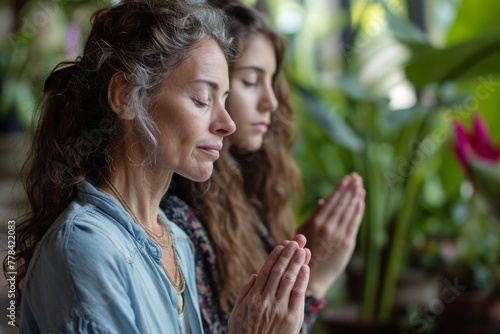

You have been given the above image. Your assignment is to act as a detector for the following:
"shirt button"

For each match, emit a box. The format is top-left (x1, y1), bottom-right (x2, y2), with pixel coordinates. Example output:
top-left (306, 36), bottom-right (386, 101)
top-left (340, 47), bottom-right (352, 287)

top-left (147, 242), bottom-right (161, 259)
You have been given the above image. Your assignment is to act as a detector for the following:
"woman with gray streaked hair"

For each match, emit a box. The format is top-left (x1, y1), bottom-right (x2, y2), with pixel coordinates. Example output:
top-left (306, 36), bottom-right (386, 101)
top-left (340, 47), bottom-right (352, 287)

top-left (9, 1), bottom-right (311, 333)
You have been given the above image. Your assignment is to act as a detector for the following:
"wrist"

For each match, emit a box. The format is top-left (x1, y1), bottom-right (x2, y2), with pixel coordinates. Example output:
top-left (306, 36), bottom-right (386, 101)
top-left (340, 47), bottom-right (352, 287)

top-left (308, 271), bottom-right (343, 299)
top-left (306, 283), bottom-right (327, 299)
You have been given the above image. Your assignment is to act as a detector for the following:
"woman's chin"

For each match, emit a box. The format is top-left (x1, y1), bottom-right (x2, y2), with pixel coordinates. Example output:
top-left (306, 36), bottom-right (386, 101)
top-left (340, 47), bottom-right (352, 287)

top-left (228, 134), bottom-right (264, 153)
top-left (179, 168), bottom-right (212, 183)
top-left (237, 141), bottom-right (263, 153)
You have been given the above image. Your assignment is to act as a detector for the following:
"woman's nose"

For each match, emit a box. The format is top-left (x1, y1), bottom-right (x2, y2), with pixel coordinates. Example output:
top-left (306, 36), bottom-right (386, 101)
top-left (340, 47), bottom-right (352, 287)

top-left (212, 106), bottom-right (236, 137)
top-left (258, 84), bottom-right (278, 113)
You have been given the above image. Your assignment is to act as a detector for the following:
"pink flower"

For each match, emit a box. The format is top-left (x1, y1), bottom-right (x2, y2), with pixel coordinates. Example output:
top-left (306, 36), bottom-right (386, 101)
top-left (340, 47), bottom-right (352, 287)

top-left (453, 113), bottom-right (500, 218)
top-left (453, 113), bottom-right (500, 173)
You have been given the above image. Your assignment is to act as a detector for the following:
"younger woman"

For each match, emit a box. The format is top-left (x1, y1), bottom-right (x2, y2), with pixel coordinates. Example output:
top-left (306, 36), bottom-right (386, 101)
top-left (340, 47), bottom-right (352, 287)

top-left (163, 1), bottom-right (366, 333)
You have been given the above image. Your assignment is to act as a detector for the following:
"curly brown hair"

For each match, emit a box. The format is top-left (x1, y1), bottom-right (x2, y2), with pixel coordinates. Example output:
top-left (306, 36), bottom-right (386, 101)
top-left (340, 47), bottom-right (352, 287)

top-left (171, 1), bottom-right (302, 315)
top-left (4, 0), bottom-right (235, 316)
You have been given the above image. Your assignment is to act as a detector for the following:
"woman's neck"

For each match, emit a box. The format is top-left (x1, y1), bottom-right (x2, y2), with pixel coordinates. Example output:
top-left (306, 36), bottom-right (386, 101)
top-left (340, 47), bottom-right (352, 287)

top-left (229, 145), bottom-right (261, 167)
top-left (99, 157), bottom-right (173, 230)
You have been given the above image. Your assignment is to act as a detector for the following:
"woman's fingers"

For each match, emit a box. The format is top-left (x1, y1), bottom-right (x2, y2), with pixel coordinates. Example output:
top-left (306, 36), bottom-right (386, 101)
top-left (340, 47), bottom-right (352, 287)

top-left (314, 175), bottom-right (353, 224)
top-left (280, 234), bottom-right (306, 248)
top-left (311, 173), bottom-right (363, 230)
top-left (304, 248), bottom-right (311, 265)
top-left (345, 195), bottom-right (365, 238)
top-left (324, 181), bottom-right (358, 231)
top-left (253, 245), bottom-right (285, 292)
top-left (275, 248), bottom-right (306, 300)
top-left (288, 265), bottom-right (310, 312)
top-left (338, 179), bottom-right (365, 236)
top-left (233, 274), bottom-right (257, 309)
top-left (292, 234), bottom-right (307, 248)
top-left (336, 186), bottom-right (363, 235)
top-left (262, 241), bottom-right (300, 295)
top-left (280, 236), bottom-right (309, 268)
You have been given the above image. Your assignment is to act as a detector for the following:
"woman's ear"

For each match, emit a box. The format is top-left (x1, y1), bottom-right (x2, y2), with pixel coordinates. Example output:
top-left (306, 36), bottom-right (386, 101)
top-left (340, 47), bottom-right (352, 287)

top-left (108, 72), bottom-right (135, 120)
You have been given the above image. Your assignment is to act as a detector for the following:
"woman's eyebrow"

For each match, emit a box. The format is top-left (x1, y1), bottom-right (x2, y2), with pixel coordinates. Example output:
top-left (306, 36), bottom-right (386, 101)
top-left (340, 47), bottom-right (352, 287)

top-left (234, 65), bottom-right (264, 73)
top-left (192, 78), bottom-right (230, 97)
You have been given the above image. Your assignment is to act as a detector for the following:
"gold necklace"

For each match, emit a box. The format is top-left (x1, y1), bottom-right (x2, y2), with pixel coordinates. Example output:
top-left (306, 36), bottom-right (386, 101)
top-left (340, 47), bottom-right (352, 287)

top-left (151, 215), bottom-right (170, 248)
top-left (162, 248), bottom-right (186, 314)
top-left (101, 175), bottom-right (185, 313)
top-left (102, 176), bottom-right (171, 247)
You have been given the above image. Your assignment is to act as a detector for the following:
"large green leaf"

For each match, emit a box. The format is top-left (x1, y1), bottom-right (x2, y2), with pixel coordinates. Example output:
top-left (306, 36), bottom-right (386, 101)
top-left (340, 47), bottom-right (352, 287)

top-left (377, 0), bottom-right (435, 57)
top-left (446, 0), bottom-right (500, 47)
top-left (338, 74), bottom-right (384, 102)
top-left (383, 107), bottom-right (419, 130)
top-left (469, 159), bottom-right (500, 219)
top-left (405, 34), bottom-right (500, 87)
top-left (296, 86), bottom-right (364, 152)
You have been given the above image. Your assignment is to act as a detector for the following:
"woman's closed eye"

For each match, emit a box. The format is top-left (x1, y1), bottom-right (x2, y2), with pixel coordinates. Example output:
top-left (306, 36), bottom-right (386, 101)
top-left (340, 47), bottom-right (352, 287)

top-left (242, 80), bottom-right (257, 87)
top-left (192, 97), bottom-right (210, 108)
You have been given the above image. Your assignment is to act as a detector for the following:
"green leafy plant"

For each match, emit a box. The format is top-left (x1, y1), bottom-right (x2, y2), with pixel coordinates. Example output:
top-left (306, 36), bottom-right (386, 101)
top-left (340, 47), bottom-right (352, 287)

top-left (274, 0), bottom-right (500, 325)
top-left (1, 0), bottom-right (105, 131)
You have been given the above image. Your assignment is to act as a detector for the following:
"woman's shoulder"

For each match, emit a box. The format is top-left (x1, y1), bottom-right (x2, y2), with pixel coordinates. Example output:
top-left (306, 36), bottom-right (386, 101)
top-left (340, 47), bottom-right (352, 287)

top-left (27, 199), bottom-right (133, 280)
top-left (54, 199), bottom-right (126, 244)
top-left (22, 199), bottom-right (136, 327)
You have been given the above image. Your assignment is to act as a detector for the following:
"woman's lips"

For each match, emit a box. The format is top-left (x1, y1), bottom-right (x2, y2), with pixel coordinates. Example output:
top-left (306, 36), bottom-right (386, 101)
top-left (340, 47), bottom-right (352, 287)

top-left (197, 145), bottom-right (222, 159)
top-left (252, 122), bottom-right (269, 133)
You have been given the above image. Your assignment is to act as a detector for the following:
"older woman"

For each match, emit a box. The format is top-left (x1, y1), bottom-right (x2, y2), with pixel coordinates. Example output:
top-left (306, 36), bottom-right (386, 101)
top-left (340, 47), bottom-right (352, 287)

top-left (10, 1), bottom-right (310, 333)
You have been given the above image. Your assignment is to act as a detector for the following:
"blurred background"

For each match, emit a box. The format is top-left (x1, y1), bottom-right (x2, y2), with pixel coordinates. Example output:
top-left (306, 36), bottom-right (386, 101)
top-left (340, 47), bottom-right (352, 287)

top-left (1, 0), bottom-right (499, 333)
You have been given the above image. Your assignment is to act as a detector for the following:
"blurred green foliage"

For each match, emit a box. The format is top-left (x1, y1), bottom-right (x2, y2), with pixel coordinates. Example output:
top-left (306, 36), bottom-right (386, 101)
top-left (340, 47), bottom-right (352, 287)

top-left (1, 0), bottom-right (499, 331)
top-left (1, 0), bottom-right (108, 129)
top-left (266, 0), bottom-right (500, 327)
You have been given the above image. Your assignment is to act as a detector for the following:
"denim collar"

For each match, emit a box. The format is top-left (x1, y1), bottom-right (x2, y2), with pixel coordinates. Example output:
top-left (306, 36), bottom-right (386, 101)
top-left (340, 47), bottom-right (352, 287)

top-left (77, 179), bottom-right (163, 260)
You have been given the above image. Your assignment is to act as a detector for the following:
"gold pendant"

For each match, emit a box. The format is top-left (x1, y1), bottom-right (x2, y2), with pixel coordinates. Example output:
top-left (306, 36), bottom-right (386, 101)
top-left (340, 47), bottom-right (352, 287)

top-left (177, 291), bottom-right (183, 314)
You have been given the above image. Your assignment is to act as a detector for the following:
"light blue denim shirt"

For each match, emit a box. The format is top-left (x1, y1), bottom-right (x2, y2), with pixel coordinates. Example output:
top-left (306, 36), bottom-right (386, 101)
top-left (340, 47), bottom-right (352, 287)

top-left (20, 180), bottom-right (203, 334)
